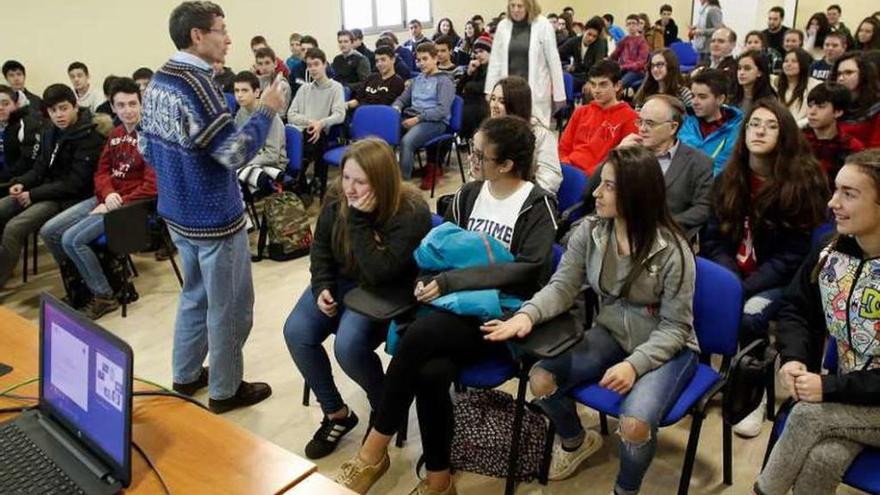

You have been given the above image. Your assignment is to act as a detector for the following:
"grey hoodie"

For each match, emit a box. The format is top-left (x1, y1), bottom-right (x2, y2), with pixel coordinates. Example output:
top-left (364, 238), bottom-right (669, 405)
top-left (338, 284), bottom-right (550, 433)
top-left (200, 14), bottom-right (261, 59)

top-left (518, 216), bottom-right (700, 377)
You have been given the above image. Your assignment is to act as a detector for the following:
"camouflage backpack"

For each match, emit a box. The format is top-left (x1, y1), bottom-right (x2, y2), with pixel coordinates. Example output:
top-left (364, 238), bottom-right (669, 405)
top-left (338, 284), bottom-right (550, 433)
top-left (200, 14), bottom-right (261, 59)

top-left (255, 192), bottom-right (312, 262)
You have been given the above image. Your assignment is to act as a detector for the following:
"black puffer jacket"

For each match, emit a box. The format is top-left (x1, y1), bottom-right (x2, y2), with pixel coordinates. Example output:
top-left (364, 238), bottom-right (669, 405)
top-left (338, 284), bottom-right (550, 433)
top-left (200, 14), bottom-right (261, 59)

top-left (12, 108), bottom-right (104, 203)
top-left (1, 106), bottom-right (43, 182)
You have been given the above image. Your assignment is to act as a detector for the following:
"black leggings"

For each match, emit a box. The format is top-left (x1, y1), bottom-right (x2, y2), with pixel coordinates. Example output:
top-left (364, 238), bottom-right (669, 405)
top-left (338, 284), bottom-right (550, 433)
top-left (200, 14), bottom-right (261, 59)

top-left (372, 310), bottom-right (497, 471)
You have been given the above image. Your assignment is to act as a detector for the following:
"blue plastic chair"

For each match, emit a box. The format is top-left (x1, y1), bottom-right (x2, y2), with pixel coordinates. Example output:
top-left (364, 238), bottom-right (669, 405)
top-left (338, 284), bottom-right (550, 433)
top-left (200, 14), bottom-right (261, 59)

top-left (669, 42), bottom-right (698, 73)
top-left (571, 257), bottom-right (741, 495)
top-left (558, 163), bottom-right (588, 221)
top-left (284, 125), bottom-right (304, 178)
top-left (457, 242), bottom-right (566, 494)
top-left (223, 92), bottom-right (238, 114)
top-left (556, 73), bottom-right (576, 132)
top-left (430, 213), bottom-right (444, 228)
top-left (811, 219), bottom-right (835, 247)
top-left (763, 337), bottom-right (880, 493)
top-left (322, 105), bottom-right (402, 167)
top-left (417, 96), bottom-right (465, 198)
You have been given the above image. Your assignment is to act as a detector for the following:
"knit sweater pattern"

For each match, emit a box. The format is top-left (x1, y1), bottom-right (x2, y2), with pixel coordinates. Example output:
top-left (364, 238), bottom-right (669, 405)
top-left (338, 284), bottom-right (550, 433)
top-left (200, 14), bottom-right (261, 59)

top-left (139, 56), bottom-right (273, 239)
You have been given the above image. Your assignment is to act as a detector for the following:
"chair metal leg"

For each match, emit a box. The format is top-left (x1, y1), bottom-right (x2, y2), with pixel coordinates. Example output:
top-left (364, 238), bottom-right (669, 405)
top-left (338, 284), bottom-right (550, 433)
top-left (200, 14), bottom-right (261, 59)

top-left (395, 411), bottom-right (408, 447)
top-left (677, 413), bottom-right (705, 495)
top-left (32, 233), bottom-right (38, 275)
top-left (504, 364), bottom-right (530, 495)
top-left (599, 413), bottom-right (609, 435)
top-left (766, 364), bottom-right (776, 421)
top-left (723, 420), bottom-right (733, 485)
top-left (454, 142), bottom-right (465, 183)
top-left (128, 255), bottom-right (139, 278)
top-left (301, 384), bottom-right (310, 406)
top-left (22, 240), bottom-right (28, 283)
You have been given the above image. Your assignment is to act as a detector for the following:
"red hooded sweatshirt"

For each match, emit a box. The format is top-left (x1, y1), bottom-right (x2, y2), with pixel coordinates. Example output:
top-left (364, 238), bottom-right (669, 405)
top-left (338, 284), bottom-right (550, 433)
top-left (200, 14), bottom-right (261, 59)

top-left (558, 101), bottom-right (639, 176)
top-left (93, 125), bottom-right (157, 203)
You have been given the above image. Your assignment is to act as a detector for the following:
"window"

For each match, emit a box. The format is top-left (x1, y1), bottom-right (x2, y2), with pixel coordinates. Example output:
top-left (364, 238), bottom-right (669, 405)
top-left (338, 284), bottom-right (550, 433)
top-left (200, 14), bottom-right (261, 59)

top-left (342, 0), bottom-right (433, 33)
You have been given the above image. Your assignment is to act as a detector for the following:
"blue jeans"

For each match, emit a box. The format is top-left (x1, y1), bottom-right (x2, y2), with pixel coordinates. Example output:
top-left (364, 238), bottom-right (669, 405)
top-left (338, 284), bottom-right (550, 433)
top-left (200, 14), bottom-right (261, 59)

top-left (170, 227), bottom-right (254, 400)
top-left (283, 282), bottom-right (386, 415)
top-left (740, 287), bottom-right (784, 346)
top-left (39, 197), bottom-right (114, 298)
top-left (398, 121), bottom-right (447, 179)
top-left (621, 71), bottom-right (645, 89)
top-left (535, 325), bottom-right (698, 493)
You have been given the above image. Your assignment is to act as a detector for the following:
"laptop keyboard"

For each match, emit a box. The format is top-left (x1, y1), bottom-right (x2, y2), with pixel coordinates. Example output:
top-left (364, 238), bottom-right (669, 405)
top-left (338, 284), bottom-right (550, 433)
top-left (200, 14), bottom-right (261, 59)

top-left (0, 422), bottom-right (87, 495)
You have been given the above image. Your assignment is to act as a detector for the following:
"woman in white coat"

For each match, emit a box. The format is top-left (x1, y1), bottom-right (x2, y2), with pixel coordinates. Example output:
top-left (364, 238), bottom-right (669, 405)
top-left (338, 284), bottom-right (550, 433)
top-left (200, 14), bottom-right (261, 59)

top-left (485, 0), bottom-right (566, 128)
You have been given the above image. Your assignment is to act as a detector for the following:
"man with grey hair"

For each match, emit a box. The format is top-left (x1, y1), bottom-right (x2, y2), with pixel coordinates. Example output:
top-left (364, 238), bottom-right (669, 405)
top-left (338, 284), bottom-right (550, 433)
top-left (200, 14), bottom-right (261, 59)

top-left (584, 94), bottom-right (714, 238)
top-left (138, 1), bottom-right (286, 414)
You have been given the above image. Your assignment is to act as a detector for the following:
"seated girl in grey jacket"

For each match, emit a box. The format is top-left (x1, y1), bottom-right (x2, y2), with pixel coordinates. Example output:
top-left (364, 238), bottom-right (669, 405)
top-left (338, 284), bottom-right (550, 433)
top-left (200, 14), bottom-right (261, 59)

top-left (482, 145), bottom-right (700, 493)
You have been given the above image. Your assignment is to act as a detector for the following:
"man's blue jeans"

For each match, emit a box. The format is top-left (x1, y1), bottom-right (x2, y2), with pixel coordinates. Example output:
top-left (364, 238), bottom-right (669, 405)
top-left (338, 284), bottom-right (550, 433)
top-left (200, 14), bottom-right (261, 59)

top-left (170, 227), bottom-right (254, 400)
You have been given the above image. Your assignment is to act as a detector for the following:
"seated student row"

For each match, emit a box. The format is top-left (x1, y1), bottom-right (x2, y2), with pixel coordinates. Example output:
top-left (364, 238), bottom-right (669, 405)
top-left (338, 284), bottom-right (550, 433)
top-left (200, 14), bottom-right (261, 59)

top-left (275, 73), bottom-right (877, 495)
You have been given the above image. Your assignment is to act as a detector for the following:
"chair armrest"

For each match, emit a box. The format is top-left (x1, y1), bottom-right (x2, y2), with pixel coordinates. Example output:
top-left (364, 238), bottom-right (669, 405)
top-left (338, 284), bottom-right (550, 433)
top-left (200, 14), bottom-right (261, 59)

top-left (342, 285), bottom-right (418, 322)
top-left (510, 312), bottom-right (582, 360)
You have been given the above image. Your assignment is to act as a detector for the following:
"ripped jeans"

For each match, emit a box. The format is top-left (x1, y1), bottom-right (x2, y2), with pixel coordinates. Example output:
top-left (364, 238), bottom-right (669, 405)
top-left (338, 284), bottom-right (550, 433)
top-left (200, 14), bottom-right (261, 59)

top-left (533, 325), bottom-right (698, 494)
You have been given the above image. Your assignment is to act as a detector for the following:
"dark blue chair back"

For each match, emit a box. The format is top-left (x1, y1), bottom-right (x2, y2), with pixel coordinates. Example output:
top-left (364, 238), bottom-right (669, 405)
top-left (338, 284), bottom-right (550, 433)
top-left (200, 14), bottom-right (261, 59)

top-left (284, 125), bottom-right (303, 176)
top-left (224, 92), bottom-right (238, 113)
top-left (351, 105), bottom-right (402, 146)
top-left (552, 244), bottom-right (564, 271)
top-left (824, 336), bottom-right (838, 374)
top-left (811, 220), bottom-right (835, 248)
top-left (558, 163), bottom-right (588, 213)
top-left (669, 42), bottom-right (698, 70)
top-left (694, 257), bottom-right (742, 357)
top-left (343, 86), bottom-right (352, 101)
top-left (562, 72), bottom-right (575, 105)
top-left (431, 213), bottom-right (444, 228)
top-left (449, 95), bottom-right (464, 134)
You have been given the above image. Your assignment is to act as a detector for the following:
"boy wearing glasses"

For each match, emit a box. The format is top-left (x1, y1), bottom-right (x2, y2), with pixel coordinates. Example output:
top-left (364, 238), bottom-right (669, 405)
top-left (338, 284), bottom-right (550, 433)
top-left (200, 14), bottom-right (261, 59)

top-left (558, 60), bottom-right (638, 176)
top-left (586, 95), bottom-right (714, 239)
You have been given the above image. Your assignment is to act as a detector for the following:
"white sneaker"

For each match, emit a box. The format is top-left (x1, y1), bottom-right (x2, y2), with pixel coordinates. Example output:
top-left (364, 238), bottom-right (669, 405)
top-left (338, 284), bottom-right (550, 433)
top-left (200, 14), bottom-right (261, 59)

top-left (548, 430), bottom-right (603, 481)
top-left (733, 396), bottom-right (767, 438)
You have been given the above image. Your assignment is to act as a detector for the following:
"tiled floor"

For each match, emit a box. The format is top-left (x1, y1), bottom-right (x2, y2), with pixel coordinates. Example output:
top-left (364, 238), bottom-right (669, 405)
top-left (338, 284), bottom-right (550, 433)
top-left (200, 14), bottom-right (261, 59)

top-left (0, 165), bottom-right (864, 494)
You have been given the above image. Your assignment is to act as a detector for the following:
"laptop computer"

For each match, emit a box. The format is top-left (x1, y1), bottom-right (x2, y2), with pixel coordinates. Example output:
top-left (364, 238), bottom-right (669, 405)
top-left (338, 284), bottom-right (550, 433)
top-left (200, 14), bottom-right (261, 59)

top-left (0, 293), bottom-right (133, 494)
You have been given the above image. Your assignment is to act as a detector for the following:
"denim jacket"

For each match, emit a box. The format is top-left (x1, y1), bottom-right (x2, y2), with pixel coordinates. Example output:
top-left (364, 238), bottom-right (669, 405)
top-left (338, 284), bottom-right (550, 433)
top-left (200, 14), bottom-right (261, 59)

top-left (519, 217), bottom-right (700, 376)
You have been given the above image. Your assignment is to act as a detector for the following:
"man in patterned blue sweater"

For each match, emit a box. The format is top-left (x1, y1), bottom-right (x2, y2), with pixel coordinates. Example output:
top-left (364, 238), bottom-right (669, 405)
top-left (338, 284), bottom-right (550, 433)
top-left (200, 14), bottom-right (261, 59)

top-left (139, 1), bottom-right (286, 414)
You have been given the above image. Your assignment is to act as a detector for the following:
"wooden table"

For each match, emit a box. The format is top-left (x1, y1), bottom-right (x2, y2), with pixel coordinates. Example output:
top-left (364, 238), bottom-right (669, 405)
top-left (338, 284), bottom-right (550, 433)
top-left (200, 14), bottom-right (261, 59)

top-left (0, 306), bottom-right (316, 495)
top-left (283, 473), bottom-right (358, 494)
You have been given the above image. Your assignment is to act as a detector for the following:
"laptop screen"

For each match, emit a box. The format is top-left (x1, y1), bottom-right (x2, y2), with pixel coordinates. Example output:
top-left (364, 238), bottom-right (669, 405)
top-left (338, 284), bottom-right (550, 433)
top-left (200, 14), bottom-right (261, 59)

top-left (39, 294), bottom-right (132, 484)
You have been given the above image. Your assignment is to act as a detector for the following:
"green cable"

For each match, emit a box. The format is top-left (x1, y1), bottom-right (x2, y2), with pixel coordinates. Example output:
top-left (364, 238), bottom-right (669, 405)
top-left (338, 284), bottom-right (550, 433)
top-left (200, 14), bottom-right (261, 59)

top-left (0, 377), bottom-right (39, 396)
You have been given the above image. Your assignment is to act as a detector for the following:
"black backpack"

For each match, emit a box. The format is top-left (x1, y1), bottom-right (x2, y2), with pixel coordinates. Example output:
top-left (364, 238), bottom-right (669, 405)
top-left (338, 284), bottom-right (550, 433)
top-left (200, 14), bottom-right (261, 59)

top-left (723, 339), bottom-right (778, 424)
top-left (450, 388), bottom-right (554, 482)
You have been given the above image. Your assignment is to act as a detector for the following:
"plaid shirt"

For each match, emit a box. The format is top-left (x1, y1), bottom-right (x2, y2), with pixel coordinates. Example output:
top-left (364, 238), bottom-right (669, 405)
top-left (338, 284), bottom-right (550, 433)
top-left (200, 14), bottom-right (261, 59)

top-left (803, 126), bottom-right (865, 181)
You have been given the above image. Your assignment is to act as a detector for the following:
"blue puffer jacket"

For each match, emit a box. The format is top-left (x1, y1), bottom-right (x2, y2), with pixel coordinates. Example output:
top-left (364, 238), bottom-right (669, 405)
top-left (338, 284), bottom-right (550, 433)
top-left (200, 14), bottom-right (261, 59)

top-left (386, 223), bottom-right (524, 354)
top-left (415, 222), bottom-right (524, 320)
top-left (679, 105), bottom-right (743, 176)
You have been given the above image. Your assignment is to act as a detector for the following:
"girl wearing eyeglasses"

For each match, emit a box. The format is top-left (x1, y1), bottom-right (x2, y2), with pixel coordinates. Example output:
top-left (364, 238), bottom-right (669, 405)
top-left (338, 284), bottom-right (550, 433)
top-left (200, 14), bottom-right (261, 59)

top-left (701, 97), bottom-right (829, 438)
top-left (633, 48), bottom-right (694, 109)
top-left (833, 51), bottom-right (880, 148)
top-left (754, 149), bottom-right (880, 495)
top-left (335, 116), bottom-right (557, 495)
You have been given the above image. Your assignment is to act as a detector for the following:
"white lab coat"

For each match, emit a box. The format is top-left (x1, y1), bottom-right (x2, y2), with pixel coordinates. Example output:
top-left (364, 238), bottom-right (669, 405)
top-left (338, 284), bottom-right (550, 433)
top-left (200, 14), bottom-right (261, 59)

top-left (485, 16), bottom-right (566, 127)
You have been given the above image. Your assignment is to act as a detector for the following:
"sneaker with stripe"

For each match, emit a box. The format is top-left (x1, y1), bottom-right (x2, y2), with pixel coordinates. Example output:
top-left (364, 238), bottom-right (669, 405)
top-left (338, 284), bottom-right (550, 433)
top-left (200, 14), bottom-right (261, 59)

top-left (304, 410), bottom-right (359, 459)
